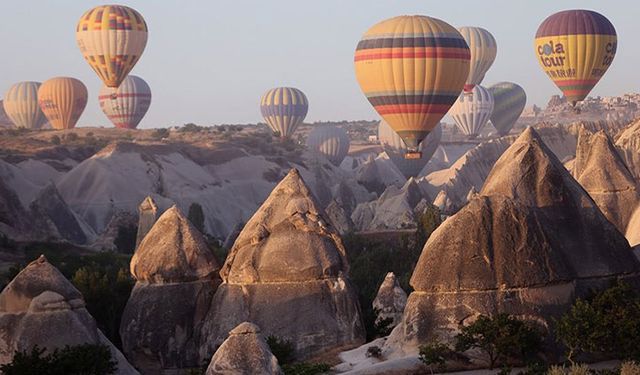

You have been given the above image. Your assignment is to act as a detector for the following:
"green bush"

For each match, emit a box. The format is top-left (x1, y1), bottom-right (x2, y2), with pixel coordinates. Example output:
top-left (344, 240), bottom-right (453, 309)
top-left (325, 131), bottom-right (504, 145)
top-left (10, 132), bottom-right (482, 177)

top-left (51, 135), bottom-right (61, 145)
top-left (151, 128), bottom-right (170, 139)
top-left (419, 341), bottom-right (454, 374)
top-left (266, 335), bottom-right (295, 365)
top-left (454, 314), bottom-right (543, 369)
top-left (556, 281), bottom-right (640, 363)
top-left (282, 362), bottom-right (331, 375)
top-left (66, 133), bottom-right (79, 142)
top-left (0, 344), bottom-right (117, 375)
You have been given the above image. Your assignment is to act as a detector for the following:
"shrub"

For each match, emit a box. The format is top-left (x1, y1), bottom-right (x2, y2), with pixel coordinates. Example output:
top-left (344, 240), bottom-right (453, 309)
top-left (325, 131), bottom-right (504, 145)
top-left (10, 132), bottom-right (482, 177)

top-left (72, 267), bottom-right (133, 349)
top-left (419, 341), bottom-right (454, 374)
top-left (454, 314), bottom-right (543, 369)
top-left (266, 336), bottom-right (295, 365)
top-left (51, 135), bottom-right (61, 145)
top-left (0, 344), bottom-right (117, 375)
top-left (66, 132), bottom-right (79, 142)
top-left (366, 345), bottom-right (382, 358)
top-left (556, 281), bottom-right (640, 363)
top-left (151, 128), bottom-right (170, 139)
top-left (282, 362), bottom-right (331, 375)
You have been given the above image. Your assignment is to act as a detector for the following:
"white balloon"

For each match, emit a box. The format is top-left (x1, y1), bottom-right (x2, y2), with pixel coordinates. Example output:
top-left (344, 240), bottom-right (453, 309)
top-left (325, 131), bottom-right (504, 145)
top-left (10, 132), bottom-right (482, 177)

top-left (99, 76), bottom-right (151, 129)
top-left (450, 85), bottom-right (494, 138)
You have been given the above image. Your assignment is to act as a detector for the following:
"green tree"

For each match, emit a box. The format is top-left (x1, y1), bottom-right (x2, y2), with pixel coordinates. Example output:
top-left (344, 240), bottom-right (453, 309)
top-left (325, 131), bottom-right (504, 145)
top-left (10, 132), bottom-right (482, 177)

top-left (0, 344), bottom-right (117, 375)
top-left (419, 341), bottom-right (454, 374)
top-left (50, 135), bottom-right (61, 145)
top-left (188, 203), bottom-right (206, 233)
top-left (454, 314), bottom-right (542, 369)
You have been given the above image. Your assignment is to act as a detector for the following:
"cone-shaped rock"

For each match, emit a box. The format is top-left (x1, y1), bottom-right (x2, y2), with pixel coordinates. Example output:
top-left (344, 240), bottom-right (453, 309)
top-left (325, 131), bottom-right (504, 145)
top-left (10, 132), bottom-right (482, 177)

top-left (205, 322), bottom-right (283, 375)
top-left (572, 128), bottom-right (639, 234)
top-left (372, 272), bottom-right (407, 329)
top-left (202, 169), bottom-right (364, 360)
top-left (131, 206), bottom-right (219, 283)
top-left (628, 206), bottom-right (640, 248)
top-left (385, 127), bottom-right (640, 359)
top-left (0, 256), bottom-right (137, 373)
top-left (121, 206), bottom-right (221, 374)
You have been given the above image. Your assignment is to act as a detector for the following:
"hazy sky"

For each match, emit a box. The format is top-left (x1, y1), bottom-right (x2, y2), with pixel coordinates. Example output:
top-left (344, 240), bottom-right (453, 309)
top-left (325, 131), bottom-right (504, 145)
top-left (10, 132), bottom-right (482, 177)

top-left (1, 1), bottom-right (637, 128)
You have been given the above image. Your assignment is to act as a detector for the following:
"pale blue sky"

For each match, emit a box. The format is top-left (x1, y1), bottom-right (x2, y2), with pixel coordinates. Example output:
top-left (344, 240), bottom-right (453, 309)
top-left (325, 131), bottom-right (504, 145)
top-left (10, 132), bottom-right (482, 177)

top-left (1, 1), bottom-right (637, 128)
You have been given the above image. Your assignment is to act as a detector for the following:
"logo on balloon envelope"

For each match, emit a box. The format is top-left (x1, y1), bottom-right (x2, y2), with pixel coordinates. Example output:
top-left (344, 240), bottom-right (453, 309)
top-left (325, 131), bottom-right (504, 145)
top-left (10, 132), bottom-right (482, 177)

top-left (537, 40), bottom-right (566, 67)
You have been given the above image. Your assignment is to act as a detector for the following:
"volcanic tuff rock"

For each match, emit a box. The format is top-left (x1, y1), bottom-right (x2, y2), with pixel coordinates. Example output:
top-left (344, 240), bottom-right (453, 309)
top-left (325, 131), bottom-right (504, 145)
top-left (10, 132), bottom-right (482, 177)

top-left (423, 126), bottom-right (578, 213)
top-left (627, 206), bottom-right (640, 248)
top-left (384, 127), bottom-right (640, 359)
top-left (135, 195), bottom-right (170, 248)
top-left (0, 177), bottom-right (34, 240)
top-left (572, 128), bottom-right (639, 233)
top-left (351, 177), bottom-right (429, 231)
top-left (201, 169), bottom-right (364, 360)
top-left (205, 322), bottom-right (283, 375)
top-left (355, 154), bottom-right (405, 195)
top-left (120, 206), bottom-right (220, 374)
top-left (0, 256), bottom-right (137, 374)
top-left (29, 182), bottom-right (95, 245)
top-left (372, 273), bottom-right (408, 329)
top-left (616, 118), bottom-right (640, 180)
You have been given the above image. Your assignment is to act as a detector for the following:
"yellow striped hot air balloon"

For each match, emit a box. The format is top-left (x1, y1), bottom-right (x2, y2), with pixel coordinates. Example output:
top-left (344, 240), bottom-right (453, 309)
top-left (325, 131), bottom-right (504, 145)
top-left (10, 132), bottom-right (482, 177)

top-left (534, 10), bottom-right (617, 106)
top-left (260, 87), bottom-right (308, 139)
top-left (76, 5), bottom-right (148, 88)
top-left (3, 82), bottom-right (47, 129)
top-left (38, 77), bottom-right (88, 130)
top-left (354, 15), bottom-right (470, 156)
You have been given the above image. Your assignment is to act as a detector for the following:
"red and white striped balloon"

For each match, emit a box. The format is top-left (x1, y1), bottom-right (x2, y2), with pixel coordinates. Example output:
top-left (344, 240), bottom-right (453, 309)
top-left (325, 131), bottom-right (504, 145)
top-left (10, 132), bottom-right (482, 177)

top-left (99, 75), bottom-right (151, 129)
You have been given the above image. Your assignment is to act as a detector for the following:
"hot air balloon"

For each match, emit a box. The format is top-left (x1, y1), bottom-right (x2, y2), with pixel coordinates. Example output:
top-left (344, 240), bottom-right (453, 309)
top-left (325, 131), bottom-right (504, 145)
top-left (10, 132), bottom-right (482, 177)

top-left (38, 77), bottom-right (88, 130)
top-left (3, 82), bottom-right (47, 129)
top-left (99, 75), bottom-right (151, 129)
top-left (354, 15), bottom-right (470, 156)
top-left (488, 82), bottom-right (526, 136)
top-left (449, 85), bottom-right (494, 138)
top-left (534, 10), bottom-right (617, 106)
top-left (76, 5), bottom-right (148, 88)
top-left (459, 27), bottom-right (497, 92)
top-left (306, 126), bottom-right (350, 166)
top-left (379, 120), bottom-right (442, 178)
top-left (260, 87), bottom-right (308, 139)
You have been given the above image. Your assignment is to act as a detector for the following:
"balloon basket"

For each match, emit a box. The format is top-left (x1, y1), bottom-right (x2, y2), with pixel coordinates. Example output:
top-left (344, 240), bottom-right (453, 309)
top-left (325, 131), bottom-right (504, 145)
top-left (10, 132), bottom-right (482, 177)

top-left (405, 151), bottom-right (422, 160)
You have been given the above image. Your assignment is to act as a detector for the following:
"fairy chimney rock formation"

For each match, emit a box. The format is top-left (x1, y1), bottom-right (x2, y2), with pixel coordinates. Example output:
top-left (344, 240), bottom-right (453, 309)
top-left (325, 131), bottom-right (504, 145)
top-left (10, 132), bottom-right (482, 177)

top-left (205, 322), bottom-right (283, 375)
top-left (384, 127), bottom-right (640, 359)
top-left (0, 256), bottom-right (137, 374)
top-left (202, 169), bottom-right (364, 360)
top-left (372, 272), bottom-right (408, 329)
top-left (121, 206), bottom-right (221, 374)
top-left (572, 128), bottom-right (639, 234)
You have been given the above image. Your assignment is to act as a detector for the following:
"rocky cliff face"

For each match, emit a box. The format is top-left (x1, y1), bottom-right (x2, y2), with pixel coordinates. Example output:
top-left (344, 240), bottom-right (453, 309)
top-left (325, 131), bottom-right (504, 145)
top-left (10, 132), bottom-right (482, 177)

top-left (384, 128), bottom-right (640, 360)
top-left (423, 126), bottom-right (578, 213)
top-left (120, 206), bottom-right (220, 374)
top-left (352, 178), bottom-right (430, 231)
top-left (616, 119), bottom-right (640, 180)
top-left (0, 256), bottom-right (138, 374)
top-left (572, 128), bottom-right (639, 233)
top-left (201, 169), bottom-right (364, 360)
top-left (205, 322), bottom-right (283, 375)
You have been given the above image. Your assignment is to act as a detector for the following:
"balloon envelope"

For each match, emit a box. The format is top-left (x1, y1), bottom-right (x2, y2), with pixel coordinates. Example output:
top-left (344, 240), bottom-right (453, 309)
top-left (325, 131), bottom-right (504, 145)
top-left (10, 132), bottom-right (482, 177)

top-left (534, 10), bottom-right (616, 105)
top-left (488, 82), bottom-right (526, 136)
top-left (260, 87), bottom-right (308, 138)
top-left (3, 82), bottom-right (47, 129)
top-left (306, 126), bottom-right (350, 166)
top-left (354, 15), bottom-right (470, 150)
top-left (76, 5), bottom-right (148, 88)
top-left (459, 27), bottom-right (497, 91)
top-left (450, 85), bottom-right (494, 138)
top-left (379, 120), bottom-right (442, 178)
top-left (99, 75), bottom-right (151, 129)
top-left (38, 77), bottom-right (88, 130)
